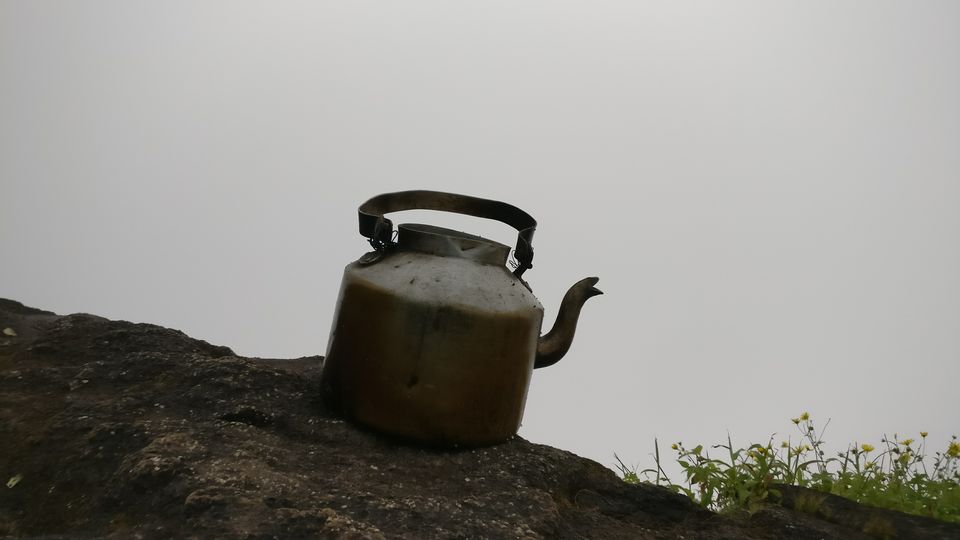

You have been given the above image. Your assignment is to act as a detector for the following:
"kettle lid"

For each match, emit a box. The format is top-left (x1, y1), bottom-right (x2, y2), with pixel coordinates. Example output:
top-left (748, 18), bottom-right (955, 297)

top-left (397, 223), bottom-right (511, 267)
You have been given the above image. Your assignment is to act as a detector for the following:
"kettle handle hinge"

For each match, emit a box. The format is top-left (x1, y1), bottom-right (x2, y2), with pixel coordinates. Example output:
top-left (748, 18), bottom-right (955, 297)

top-left (369, 217), bottom-right (396, 251)
top-left (358, 218), bottom-right (397, 265)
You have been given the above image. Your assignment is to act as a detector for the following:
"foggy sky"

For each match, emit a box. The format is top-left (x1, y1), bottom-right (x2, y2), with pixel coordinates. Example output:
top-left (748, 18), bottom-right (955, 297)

top-left (2, 1), bottom-right (958, 474)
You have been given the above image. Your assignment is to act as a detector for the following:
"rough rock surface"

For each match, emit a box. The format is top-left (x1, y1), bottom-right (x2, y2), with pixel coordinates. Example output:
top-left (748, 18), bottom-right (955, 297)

top-left (1, 298), bottom-right (956, 539)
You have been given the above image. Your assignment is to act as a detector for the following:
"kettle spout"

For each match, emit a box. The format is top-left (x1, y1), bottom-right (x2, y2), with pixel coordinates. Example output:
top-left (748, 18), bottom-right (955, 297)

top-left (534, 277), bottom-right (602, 369)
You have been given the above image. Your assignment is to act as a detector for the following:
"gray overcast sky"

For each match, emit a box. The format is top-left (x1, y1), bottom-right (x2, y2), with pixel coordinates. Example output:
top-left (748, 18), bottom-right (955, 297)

top-left (2, 1), bottom-right (958, 474)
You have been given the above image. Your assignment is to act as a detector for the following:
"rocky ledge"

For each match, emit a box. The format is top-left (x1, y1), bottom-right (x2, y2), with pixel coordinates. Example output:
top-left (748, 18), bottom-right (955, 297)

top-left (1, 299), bottom-right (956, 539)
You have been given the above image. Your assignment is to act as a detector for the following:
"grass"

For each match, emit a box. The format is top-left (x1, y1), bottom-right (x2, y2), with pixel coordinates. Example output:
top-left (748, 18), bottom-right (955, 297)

top-left (616, 413), bottom-right (960, 523)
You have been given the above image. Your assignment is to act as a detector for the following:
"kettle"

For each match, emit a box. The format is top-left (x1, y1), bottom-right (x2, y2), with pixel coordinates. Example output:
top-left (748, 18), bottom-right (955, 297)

top-left (320, 190), bottom-right (601, 447)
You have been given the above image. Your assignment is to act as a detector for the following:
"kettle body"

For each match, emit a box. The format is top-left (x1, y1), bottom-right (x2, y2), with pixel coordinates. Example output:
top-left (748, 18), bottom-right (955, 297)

top-left (320, 191), bottom-right (600, 447)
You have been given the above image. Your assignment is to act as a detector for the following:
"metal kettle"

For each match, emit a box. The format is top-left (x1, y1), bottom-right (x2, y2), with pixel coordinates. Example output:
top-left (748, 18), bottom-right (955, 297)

top-left (320, 190), bottom-right (601, 447)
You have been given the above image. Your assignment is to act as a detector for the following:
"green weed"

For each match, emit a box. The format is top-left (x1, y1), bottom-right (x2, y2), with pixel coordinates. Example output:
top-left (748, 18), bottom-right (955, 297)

top-left (616, 414), bottom-right (960, 523)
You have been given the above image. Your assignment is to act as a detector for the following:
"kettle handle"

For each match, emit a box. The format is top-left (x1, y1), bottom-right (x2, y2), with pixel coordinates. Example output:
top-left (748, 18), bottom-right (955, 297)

top-left (358, 190), bottom-right (537, 278)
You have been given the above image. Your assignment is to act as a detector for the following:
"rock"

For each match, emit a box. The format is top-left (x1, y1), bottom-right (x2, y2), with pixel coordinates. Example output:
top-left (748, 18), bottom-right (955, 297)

top-left (773, 484), bottom-right (959, 540)
top-left (0, 298), bottom-right (956, 539)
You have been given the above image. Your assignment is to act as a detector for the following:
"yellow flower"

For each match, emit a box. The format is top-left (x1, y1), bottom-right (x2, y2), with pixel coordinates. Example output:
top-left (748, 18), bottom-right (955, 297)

top-left (671, 443), bottom-right (679, 451)
top-left (901, 439), bottom-right (914, 447)
top-left (861, 443), bottom-right (875, 453)
top-left (920, 432), bottom-right (928, 438)
top-left (800, 412), bottom-right (810, 421)
top-left (781, 441), bottom-right (789, 448)
top-left (948, 441), bottom-right (960, 458)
